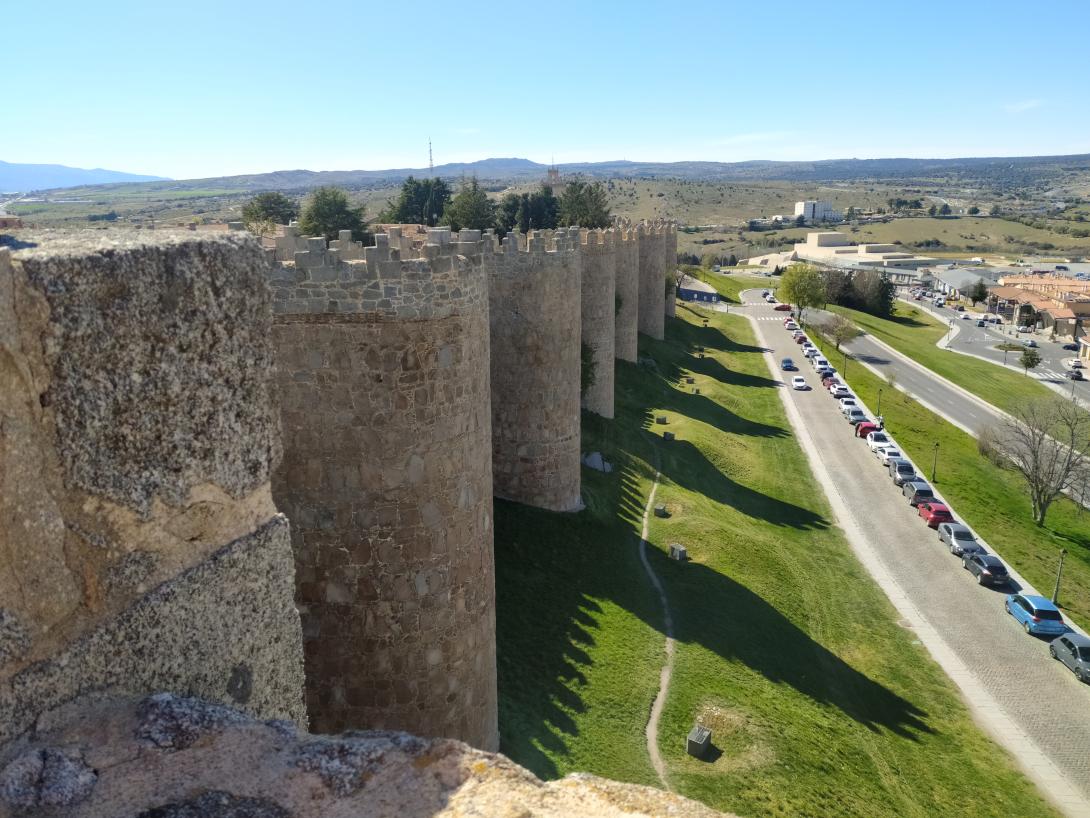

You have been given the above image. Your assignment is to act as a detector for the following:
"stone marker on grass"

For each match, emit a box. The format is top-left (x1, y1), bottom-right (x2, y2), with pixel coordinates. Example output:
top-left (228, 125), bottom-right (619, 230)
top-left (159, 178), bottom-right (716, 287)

top-left (687, 725), bottom-right (711, 759)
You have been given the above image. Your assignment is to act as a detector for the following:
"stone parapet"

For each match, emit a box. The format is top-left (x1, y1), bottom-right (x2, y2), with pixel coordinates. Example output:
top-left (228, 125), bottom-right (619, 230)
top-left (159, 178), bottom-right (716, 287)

top-left (0, 232), bottom-right (306, 744)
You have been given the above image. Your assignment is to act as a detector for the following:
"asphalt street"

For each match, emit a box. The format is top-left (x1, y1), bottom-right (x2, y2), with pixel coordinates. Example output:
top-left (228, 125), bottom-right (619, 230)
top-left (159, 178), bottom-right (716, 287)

top-left (908, 296), bottom-right (1090, 400)
top-left (743, 288), bottom-right (1090, 814)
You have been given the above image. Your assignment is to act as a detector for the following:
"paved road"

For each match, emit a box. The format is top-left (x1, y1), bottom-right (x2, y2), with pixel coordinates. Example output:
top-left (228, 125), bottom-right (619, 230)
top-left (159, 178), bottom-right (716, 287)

top-left (743, 289), bottom-right (1090, 815)
top-left (909, 295), bottom-right (1090, 400)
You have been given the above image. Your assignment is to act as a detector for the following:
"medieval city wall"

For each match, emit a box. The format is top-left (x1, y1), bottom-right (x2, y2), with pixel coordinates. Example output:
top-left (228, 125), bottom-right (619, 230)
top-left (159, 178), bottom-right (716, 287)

top-left (664, 223), bottom-right (678, 318)
top-left (580, 228), bottom-right (616, 418)
top-left (0, 233), bottom-right (306, 744)
top-left (637, 222), bottom-right (666, 340)
top-left (614, 223), bottom-right (640, 361)
top-left (488, 228), bottom-right (583, 511)
top-left (266, 229), bottom-right (499, 750)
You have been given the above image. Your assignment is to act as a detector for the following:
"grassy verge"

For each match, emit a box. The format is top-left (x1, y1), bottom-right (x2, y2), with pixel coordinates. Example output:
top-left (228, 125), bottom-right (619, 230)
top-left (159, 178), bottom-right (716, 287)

top-left (495, 303), bottom-right (1056, 817)
top-left (809, 328), bottom-right (1090, 632)
top-left (824, 302), bottom-right (1063, 418)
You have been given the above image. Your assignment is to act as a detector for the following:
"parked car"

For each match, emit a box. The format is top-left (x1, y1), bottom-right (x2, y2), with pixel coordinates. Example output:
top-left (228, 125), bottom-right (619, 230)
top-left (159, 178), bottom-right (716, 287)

top-left (761, 290), bottom-right (769, 297)
top-left (845, 408), bottom-right (868, 425)
top-left (774, 303), bottom-right (792, 311)
top-left (830, 384), bottom-right (851, 399)
top-left (839, 398), bottom-right (859, 414)
top-left (791, 376), bottom-right (808, 390)
top-left (937, 522), bottom-right (985, 556)
top-left (1050, 633), bottom-right (1090, 682)
top-left (903, 481), bottom-right (934, 506)
top-left (816, 366), bottom-right (835, 378)
top-left (781, 358), bottom-right (797, 371)
top-left (1062, 343), bottom-right (1079, 352)
top-left (888, 459), bottom-right (916, 486)
top-left (803, 345), bottom-right (817, 357)
top-left (865, 431), bottom-right (892, 452)
top-left (918, 502), bottom-right (954, 528)
top-left (963, 553), bottom-right (1010, 586)
top-left (875, 446), bottom-right (903, 466)
top-left (1065, 369), bottom-right (1084, 381)
top-left (1005, 593), bottom-right (1067, 636)
top-left (855, 421), bottom-right (879, 439)
top-left (1016, 325), bottom-right (1031, 333)
top-left (975, 319), bottom-right (986, 327)
top-left (812, 356), bottom-right (830, 369)
top-left (1022, 339), bottom-right (1038, 348)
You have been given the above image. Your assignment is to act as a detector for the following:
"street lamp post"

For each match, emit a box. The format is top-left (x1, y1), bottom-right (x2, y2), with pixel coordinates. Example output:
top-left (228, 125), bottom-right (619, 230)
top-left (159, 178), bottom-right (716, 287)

top-left (843, 352), bottom-right (849, 377)
top-left (1052, 548), bottom-right (1068, 605)
top-left (877, 388), bottom-right (883, 416)
top-left (931, 442), bottom-right (939, 482)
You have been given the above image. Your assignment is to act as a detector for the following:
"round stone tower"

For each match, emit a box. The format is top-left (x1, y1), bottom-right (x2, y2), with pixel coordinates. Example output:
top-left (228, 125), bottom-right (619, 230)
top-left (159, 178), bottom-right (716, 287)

top-left (580, 228), bottom-right (616, 418)
top-left (614, 222), bottom-right (640, 362)
top-left (664, 222), bottom-right (678, 319)
top-left (488, 228), bottom-right (583, 511)
top-left (637, 221), bottom-right (666, 340)
top-left (266, 229), bottom-right (498, 750)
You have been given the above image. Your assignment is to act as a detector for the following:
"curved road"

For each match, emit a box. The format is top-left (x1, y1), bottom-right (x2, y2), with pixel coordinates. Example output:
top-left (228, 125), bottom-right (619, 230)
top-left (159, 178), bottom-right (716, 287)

top-left (742, 288), bottom-right (1090, 817)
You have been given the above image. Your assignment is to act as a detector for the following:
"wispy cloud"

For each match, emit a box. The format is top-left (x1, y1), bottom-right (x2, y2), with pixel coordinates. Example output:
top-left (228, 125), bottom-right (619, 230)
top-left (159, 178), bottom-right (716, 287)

top-left (1003, 99), bottom-right (1043, 114)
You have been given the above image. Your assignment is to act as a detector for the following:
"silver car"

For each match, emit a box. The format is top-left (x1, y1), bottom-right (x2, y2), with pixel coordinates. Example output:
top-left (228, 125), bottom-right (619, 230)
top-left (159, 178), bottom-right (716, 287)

top-left (902, 481), bottom-right (934, 507)
top-left (937, 522), bottom-right (985, 556)
top-left (1051, 634), bottom-right (1090, 683)
top-left (888, 459), bottom-right (916, 486)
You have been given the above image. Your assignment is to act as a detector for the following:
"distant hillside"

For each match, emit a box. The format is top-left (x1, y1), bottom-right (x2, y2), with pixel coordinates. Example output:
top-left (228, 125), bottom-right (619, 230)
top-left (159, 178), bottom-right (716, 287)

top-left (0, 161), bottom-right (169, 192)
top-left (53, 153), bottom-right (1087, 196)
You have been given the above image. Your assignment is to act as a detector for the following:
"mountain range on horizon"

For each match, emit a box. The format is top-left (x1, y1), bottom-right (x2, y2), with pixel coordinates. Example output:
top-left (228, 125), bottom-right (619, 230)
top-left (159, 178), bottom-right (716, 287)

top-left (5, 152), bottom-right (1090, 194)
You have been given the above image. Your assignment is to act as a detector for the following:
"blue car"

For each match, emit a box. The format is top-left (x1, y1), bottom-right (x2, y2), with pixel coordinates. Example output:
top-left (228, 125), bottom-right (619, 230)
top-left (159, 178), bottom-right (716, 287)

top-left (1005, 593), bottom-right (1067, 636)
top-left (781, 357), bottom-right (797, 371)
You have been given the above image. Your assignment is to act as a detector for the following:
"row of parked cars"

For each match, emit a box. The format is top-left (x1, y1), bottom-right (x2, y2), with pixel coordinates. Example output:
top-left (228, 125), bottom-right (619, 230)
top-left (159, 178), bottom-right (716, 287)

top-left (781, 316), bottom-right (1090, 677)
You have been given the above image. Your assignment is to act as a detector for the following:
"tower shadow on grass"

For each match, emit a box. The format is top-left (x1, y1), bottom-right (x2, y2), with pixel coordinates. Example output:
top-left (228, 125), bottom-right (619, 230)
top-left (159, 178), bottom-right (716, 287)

top-left (494, 309), bottom-right (932, 781)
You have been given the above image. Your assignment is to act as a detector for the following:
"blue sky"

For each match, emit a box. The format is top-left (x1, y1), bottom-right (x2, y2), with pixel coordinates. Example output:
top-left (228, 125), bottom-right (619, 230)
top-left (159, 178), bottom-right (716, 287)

top-left (7, 0), bottom-right (1089, 180)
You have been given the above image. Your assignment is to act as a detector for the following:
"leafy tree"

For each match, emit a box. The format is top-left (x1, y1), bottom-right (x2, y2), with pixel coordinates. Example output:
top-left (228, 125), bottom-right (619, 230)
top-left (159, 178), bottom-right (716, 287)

top-left (443, 177), bottom-right (495, 232)
top-left (823, 269), bottom-right (852, 307)
top-left (498, 184), bottom-right (561, 233)
top-left (779, 263), bottom-right (826, 322)
top-left (378, 176), bottom-right (452, 226)
top-left (928, 204), bottom-right (938, 217)
top-left (967, 279), bottom-right (989, 306)
top-left (856, 269), bottom-right (895, 318)
top-left (242, 192), bottom-right (298, 227)
top-left (558, 180), bottom-right (611, 228)
top-left (795, 214), bottom-right (806, 227)
top-left (727, 253), bottom-right (738, 266)
top-left (297, 187), bottom-right (370, 243)
top-left (989, 204), bottom-right (1002, 216)
top-left (968, 205), bottom-right (980, 215)
top-left (828, 314), bottom-right (860, 351)
top-left (939, 203), bottom-right (952, 216)
top-left (1020, 347), bottom-right (1042, 376)
top-left (845, 206), bottom-right (857, 221)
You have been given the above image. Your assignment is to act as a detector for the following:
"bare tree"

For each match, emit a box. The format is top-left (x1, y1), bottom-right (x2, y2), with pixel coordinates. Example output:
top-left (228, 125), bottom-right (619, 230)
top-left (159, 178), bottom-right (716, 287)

top-left (829, 315), bottom-right (861, 351)
top-left (1002, 398), bottom-right (1090, 526)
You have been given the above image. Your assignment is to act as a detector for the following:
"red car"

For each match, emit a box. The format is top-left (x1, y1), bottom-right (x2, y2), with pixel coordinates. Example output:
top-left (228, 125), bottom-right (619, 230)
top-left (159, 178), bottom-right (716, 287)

top-left (821, 376), bottom-right (840, 388)
top-left (855, 421), bottom-right (879, 439)
top-left (773, 303), bottom-right (792, 312)
top-left (918, 502), bottom-right (954, 528)
top-left (794, 335), bottom-right (807, 344)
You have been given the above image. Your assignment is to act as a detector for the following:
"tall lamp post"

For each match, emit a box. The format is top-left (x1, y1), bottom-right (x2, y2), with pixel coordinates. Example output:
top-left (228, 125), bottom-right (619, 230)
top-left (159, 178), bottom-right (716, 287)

top-left (931, 442), bottom-right (939, 482)
top-left (1053, 548), bottom-right (1068, 605)
top-left (877, 387), bottom-right (883, 416)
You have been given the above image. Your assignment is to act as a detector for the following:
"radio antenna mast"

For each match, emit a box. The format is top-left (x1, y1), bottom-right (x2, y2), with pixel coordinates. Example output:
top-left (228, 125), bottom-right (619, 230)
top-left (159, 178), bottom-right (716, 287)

top-left (428, 138), bottom-right (434, 177)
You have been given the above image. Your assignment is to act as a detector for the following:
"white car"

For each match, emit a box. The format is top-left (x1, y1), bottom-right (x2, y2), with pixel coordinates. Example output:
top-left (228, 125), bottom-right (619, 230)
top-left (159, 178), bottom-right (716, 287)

top-left (960, 313), bottom-right (971, 320)
top-left (803, 346), bottom-right (817, 358)
top-left (839, 398), bottom-right (858, 414)
top-left (791, 376), bottom-right (808, 390)
top-left (829, 384), bottom-right (851, 399)
top-left (866, 431), bottom-right (892, 452)
top-left (875, 445), bottom-right (902, 465)
top-left (785, 322), bottom-right (799, 331)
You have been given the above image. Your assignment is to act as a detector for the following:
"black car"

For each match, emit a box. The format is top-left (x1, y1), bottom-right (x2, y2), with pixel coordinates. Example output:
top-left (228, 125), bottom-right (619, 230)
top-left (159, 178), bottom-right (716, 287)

top-left (1062, 343), bottom-right (1079, 352)
top-left (1065, 369), bottom-right (1084, 381)
top-left (963, 553), bottom-right (1009, 586)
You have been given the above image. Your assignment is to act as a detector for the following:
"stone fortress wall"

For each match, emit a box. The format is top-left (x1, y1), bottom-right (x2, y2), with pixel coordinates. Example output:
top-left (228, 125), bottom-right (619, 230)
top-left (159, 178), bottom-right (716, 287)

top-left (0, 233), bottom-right (306, 745)
top-left (486, 227), bottom-right (584, 511)
top-left (0, 229), bottom-right (723, 818)
top-left (265, 227), bottom-right (498, 749)
top-left (637, 221), bottom-right (668, 340)
top-left (613, 222), bottom-right (641, 362)
top-left (580, 228), bottom-right (617, 418)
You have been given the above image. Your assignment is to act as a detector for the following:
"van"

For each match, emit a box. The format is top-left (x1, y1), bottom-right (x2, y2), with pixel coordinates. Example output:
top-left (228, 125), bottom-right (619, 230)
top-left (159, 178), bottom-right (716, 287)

top-left (813, 356), bottom-right (829, 369)
top-left (902, 481), bottom-right (934, 507)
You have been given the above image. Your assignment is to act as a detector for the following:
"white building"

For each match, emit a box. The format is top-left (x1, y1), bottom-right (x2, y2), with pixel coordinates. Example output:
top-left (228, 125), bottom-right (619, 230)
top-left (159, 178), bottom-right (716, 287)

top-left (794, 200), bottom-right (842, 223)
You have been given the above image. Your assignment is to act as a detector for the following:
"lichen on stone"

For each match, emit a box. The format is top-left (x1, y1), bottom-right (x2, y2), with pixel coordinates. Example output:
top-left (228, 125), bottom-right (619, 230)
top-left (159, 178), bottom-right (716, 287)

top-left (136, 692), bottom-right (249, 751)
top-left (0, 746), bottom-right (97, 808)
top-left (290, 731), bottom-right (428, 796)
top-left (0, 609), bottom-right (30, 666)
top-left (136, 790), bottom-right (292, 818)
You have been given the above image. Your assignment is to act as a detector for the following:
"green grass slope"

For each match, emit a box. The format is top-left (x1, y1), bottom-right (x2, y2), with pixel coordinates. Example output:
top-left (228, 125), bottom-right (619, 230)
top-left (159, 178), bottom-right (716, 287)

top-left (495, 303), bottom-right (1056, 817)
